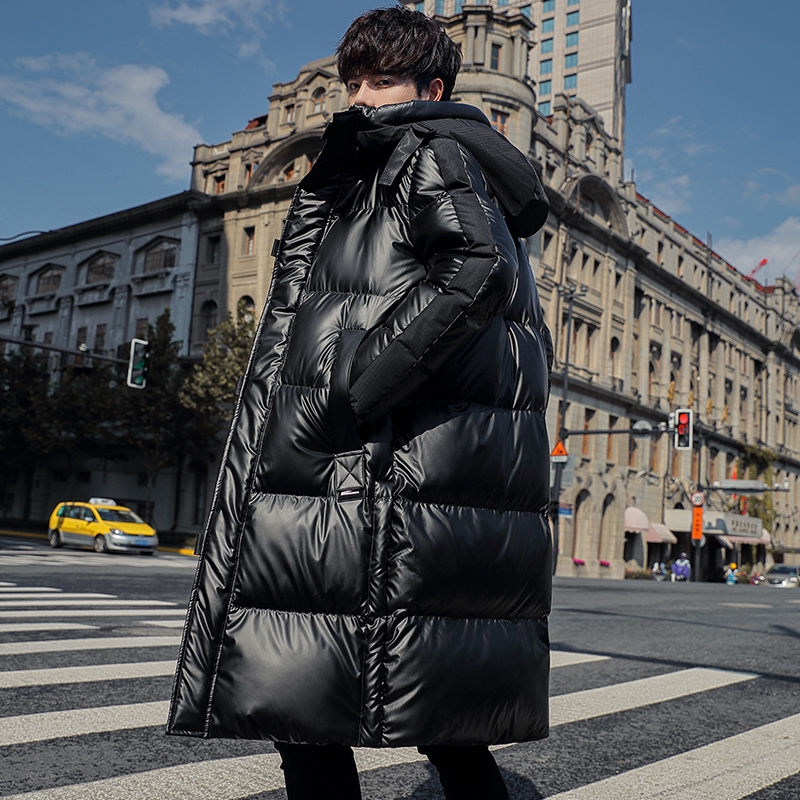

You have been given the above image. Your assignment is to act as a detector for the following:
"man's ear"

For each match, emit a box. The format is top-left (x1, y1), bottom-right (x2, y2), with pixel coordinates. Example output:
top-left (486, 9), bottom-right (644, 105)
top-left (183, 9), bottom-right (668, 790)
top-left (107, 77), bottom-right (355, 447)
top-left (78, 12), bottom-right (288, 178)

top-left (422, 77), bottom-right (444, 101)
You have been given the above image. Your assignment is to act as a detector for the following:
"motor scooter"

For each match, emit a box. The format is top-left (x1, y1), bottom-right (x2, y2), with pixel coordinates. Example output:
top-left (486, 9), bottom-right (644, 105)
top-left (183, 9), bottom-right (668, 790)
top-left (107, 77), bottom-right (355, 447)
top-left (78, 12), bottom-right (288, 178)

top-left (671, 560), bottom-right (690, 582)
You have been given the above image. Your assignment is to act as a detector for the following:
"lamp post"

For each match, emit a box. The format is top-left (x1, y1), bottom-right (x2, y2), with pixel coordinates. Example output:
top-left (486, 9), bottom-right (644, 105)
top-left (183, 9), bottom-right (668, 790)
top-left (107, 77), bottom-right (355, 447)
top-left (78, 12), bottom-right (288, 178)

top-left (550, 281), bottom-right (587, 574)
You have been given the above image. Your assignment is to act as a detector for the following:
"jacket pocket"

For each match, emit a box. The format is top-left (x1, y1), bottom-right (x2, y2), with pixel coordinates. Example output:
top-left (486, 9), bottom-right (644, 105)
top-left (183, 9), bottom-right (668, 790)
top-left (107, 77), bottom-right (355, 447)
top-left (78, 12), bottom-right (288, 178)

top-left (329, 328), bottom-right (367, 453)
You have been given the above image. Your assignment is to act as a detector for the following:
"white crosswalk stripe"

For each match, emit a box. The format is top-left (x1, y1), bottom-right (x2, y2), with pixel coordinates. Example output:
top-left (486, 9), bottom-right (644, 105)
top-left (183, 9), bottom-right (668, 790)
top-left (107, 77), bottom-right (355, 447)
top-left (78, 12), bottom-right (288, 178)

top-left (1, 563), bottom-right (798, 800)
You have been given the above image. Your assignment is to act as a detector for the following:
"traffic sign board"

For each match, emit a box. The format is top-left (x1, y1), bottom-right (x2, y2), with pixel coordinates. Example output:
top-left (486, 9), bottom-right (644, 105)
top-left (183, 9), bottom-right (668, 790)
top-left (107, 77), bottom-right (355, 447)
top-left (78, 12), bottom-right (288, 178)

top-left (691, 506), bottom-right (703, 540)
top-left (690, 491), bottom-right (705, 507)
top-left (550, 440), bottom-right (568, 463)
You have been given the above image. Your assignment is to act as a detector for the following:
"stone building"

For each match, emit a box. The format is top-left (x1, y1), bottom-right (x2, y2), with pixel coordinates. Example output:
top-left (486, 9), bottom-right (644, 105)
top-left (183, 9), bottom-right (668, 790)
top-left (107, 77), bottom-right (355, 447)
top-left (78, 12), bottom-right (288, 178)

top-left (191, 1), bottom-right (799, 577)
top-left (3, 1), bottom-right (797, 569)
top-left (0, 191), bottom-right (226, 531)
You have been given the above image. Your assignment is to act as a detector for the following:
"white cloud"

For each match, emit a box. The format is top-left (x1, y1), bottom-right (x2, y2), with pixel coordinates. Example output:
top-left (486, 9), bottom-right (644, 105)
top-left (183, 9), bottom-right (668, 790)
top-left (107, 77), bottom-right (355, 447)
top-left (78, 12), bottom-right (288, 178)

top-left (150, 0), bottom-right (287, 61)
top-left (743, 167), bottom-right (800, 208)
top-left (716, 217), bottom-right (800, 285)
top-left (0, 54), bottom-right (201, 181)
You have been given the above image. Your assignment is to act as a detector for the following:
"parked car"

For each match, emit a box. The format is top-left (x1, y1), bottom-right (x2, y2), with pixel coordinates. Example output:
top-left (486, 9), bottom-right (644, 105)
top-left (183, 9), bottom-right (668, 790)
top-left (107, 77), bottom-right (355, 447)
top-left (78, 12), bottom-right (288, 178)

top-left (47, 497), bottom-right (158, 555)
top-left (762, 565), bottom-right (800, 588)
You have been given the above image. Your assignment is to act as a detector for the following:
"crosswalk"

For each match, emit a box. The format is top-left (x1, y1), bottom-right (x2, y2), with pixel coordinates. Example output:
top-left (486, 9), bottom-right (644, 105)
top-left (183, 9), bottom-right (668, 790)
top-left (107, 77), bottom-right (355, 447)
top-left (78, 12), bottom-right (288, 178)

top-left (0, 544), bottom-right (196, 570)
top-left (1, 570), bottom-right (799, 798)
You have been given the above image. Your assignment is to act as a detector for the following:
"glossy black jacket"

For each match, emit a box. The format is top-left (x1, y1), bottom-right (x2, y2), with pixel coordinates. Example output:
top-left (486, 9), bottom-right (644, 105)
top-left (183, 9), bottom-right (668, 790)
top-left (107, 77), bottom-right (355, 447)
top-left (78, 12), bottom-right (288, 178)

top-left (167, 101), bottom-right (553, 747)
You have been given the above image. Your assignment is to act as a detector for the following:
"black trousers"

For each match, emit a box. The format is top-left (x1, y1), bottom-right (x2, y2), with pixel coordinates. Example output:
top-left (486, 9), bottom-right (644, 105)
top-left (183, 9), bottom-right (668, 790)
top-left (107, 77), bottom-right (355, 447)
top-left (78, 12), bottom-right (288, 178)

top-left (275, 741), bottom-right (509, 800)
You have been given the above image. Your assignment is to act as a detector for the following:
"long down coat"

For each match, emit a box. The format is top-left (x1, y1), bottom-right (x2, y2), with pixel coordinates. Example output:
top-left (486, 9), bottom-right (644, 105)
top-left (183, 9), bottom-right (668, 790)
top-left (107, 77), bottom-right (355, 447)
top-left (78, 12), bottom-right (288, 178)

top-left (167, 101), bottom-right (553, 747)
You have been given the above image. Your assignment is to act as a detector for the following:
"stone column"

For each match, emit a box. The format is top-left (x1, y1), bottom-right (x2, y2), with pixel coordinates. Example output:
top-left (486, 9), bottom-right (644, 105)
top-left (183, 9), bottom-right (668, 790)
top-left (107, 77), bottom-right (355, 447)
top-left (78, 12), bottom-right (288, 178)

top-left (659, 309), bottom-right (672, 409)
top-left (731, 347), bottom-right (742, 437)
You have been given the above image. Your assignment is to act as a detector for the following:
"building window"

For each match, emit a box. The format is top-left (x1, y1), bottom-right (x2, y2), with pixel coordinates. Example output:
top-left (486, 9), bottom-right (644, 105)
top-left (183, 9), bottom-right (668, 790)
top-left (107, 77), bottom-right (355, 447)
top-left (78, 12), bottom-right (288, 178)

top-left (311, 87), bottom-right (326, 113)
top-left (542, 0), bottom-right (555, 11)
top-left (498, 0), bottom-right (509, 5)
top-left (144, 241), bottom-right (177, 274)
top-left (568, 0), bottom-right (580, 5)
top-left (564, 73), bottom-right (577, 90)
top-left (238, 295), bottom-right (256, 322)
top-left (43, 331), bottom-right (53, 345)
top-left (490, 43), bottom-right (502, 70)
top-left (454, 0), bottom-right (463, 11)
top-left (566, 31), bottom-right (579, 48)
top-left (520, 4), bottom-right (531, 16)
top-left (541, 38), bottom-right (553, 53)
top-left (85, 253), bottom-right (116, 283)
top-left (94, 323), bottom-right (107, 352)
top-left (207, 235), bottom-right (220, 264)
top-left (135, 317), bottom-right (149, 339)
top-left (243, 227), bottom-right (255, 256)
top-left (566, 10), bottom-right (580, 26)
top-left (538, 101), bottom-right (551, 116)
top-left (415, 1), bottom-right (425, 10)
top-left (280, 162), bottom-right (296, 182)
top-left (434, 0), bottom-right (444, 11)
top-left (36, 266), bottom-right (62, 295)
top-left (200, 300), bottom-right (218, 339)
top-left (0, 275), bottom-right (16, 302)
top-left (539, 79), bottom-right (552, 95)
top-left (565, 52), bottom-right (578, 69)
top-left (213, 174), bottom-right (226, 194)
top-left (540, 59), bottom-right (553, 74)
top-left (541, 17), bottom-right (554, 33)
top-left (285, 104), bottom-right (295, 124)
top-left (244, 162), bottom-right (259, 184)
top-left (607, 415), bottom-right (618, 462)
top-left (582, 409), bottom-right (595, 456)
top-left (76, 326), bottom-right (88, 349)
top-left (491, 110), bottom-right (509, 136)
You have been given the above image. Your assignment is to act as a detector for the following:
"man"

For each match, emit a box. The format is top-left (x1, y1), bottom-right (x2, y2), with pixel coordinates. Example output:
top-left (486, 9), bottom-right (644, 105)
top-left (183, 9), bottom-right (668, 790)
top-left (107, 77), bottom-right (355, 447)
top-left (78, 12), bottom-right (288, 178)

top-left (168, 8), bottom-right (553, 798)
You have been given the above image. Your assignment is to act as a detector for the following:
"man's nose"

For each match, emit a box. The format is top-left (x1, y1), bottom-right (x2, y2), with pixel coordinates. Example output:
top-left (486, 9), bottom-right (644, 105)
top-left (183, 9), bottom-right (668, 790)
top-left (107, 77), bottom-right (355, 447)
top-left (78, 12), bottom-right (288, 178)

top-left (351, 84), bottom-right (376, 107)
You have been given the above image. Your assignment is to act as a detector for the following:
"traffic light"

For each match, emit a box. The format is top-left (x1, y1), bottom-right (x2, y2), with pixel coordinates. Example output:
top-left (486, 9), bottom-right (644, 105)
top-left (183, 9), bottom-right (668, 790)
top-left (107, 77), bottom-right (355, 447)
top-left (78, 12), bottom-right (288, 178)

top-left (126, 338), bottom-right (150, 389)
top-left (673, 408), bottom-right (693, 450)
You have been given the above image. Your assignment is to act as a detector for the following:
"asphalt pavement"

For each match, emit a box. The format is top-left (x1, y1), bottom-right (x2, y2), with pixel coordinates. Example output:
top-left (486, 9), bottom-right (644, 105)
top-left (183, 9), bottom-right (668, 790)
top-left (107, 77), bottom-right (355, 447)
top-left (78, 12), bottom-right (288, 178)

top-left (0, 534), bottom-right (798, 799)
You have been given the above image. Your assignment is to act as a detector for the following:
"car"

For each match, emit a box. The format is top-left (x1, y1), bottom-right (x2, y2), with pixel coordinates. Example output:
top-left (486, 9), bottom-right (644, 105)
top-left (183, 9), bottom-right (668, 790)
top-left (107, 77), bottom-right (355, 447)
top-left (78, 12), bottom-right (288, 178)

top-left (762, 564), bottom-right (800, 588)
top-left (47, 497), bottom-right (159, 555)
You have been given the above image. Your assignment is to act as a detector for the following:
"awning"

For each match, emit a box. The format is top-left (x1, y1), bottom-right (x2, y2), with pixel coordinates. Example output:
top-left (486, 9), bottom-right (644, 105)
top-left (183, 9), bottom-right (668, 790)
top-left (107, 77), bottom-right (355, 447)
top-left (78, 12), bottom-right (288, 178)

top-left (645, 522), bottom-right (678, 544)
top-left (724, 529), bottom-right (771, 546)
top-left (714, 535), bottom-right (734, 549)
top-left (624, 506), bottom-right (650, 532)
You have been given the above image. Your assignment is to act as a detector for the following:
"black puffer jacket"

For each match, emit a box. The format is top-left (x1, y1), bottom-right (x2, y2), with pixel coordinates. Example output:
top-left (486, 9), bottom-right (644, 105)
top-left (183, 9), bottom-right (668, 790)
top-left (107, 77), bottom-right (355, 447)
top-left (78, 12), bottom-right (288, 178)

top-left (167, 101), bottom-right (553, 747)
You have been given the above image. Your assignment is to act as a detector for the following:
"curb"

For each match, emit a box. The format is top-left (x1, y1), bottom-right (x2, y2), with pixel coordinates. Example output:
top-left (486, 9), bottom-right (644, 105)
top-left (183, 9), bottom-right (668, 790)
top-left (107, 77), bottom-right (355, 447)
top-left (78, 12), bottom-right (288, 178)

top-left (0, 529), bottom-right (197, 557)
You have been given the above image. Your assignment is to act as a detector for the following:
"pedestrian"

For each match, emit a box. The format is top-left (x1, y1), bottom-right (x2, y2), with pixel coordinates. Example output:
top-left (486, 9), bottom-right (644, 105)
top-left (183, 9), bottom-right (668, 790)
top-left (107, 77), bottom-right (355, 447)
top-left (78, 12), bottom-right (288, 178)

top-left (167, 7), bottom-right (553, 798)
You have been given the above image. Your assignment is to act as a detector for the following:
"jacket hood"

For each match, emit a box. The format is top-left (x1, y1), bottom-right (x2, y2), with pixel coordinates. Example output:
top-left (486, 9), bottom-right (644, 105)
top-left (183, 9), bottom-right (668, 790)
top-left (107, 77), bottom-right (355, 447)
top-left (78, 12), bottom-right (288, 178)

top-left (326, 101), bottom-right (549, 238)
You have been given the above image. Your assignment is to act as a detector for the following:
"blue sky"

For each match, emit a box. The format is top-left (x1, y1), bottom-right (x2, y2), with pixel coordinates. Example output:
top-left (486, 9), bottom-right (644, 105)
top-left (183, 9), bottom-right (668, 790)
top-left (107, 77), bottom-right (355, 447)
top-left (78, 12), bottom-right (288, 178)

top-left (1, 1), bottom-right (798, 286)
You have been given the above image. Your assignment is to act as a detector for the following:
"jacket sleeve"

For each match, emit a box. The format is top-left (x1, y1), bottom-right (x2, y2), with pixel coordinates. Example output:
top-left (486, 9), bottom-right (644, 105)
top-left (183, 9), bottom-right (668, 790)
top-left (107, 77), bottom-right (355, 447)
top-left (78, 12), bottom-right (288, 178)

top-left (346, 137), bottom-right (517, 423)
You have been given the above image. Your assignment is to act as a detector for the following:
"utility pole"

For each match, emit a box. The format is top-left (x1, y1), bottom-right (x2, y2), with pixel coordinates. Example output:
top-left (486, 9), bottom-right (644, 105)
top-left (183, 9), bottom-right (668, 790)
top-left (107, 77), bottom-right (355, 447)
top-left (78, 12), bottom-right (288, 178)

top-left (550, 281), bottom-right (587, 574)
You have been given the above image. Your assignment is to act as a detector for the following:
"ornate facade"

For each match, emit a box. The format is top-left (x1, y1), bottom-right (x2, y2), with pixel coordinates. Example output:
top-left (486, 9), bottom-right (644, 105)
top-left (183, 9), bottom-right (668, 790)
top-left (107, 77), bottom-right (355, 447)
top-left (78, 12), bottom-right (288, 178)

top-left (191, 3), bottom-right (800, 577)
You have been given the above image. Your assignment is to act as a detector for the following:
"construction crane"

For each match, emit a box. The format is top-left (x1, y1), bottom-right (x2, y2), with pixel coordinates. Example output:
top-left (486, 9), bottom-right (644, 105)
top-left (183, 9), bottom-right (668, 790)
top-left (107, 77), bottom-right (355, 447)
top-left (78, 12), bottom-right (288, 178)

top-left (745, 258), bottom-right (768, 280)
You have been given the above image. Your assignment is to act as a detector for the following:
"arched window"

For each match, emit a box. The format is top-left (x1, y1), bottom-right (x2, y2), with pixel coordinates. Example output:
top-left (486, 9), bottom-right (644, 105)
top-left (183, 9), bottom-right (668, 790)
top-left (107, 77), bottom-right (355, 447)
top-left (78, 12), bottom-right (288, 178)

top-left (36, 265), bottom-right (63, 294)
top-left (85, 253), bottom-right (116, 284)
top-left (609, 336), bottom-right (620, 378)
top-left (598, 493), bottom-right (616, 562)
top-left (312, 87), bottom-right (326, 114)
top-left (144, 240), bottom-right (178, 274)
top-left (572, 489), bottom-right (591, 561)
top-left (200, 300), bottom-right (218, 339)
top-left (280, 162), bottom-right (296, 182)
top-left (0, 274), bottom-right (17, 303)
top-left (238, 296), bottom-right (255, 323)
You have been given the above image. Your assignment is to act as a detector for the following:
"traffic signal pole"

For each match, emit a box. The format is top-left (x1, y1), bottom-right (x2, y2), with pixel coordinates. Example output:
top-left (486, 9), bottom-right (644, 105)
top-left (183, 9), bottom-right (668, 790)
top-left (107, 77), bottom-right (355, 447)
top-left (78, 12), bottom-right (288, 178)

top-left (0, 334), bottom-right (128, 365)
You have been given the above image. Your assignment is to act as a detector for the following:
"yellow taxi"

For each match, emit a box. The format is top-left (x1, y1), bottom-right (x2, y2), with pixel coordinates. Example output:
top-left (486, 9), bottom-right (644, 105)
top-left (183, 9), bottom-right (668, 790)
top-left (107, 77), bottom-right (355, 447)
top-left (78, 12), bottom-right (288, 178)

top-left (47, 497), bottom-right (159, 555)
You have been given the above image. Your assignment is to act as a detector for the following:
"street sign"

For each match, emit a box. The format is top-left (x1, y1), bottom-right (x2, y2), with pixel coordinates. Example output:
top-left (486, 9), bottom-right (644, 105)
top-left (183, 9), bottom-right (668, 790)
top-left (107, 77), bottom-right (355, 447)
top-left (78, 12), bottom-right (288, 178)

top-left (558, 503), bottom-right (573, 518)
top-left (690, 491), bottom-right (705, 507)
top-left (550, 440), bottom-right (568, 463)
top-left (691, 506), bottom-right (703, 540)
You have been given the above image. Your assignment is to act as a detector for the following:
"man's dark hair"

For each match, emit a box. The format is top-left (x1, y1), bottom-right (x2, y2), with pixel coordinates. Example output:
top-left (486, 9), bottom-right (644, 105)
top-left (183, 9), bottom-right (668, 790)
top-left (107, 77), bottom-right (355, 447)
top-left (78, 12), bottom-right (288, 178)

top-left (337, 6), bottom-right (461, 101)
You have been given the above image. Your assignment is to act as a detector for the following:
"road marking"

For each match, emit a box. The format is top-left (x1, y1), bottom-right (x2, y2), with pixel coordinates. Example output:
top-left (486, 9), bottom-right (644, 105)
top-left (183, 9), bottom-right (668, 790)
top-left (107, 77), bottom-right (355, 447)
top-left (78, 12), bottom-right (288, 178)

top-left (0, 581), bottom-right (15, 586)
top-left (0, 623), bottom-right (97, 633)
top-left (544, 712), bottom-right (800, 799)
top-left (137, 619), bottom-right (185, 628)
top-left (0, 609), bottom-right (187, 618)
top-left (551, 651), bottom-right (609, 668)
top-left (0, 659), bottom-right (754, 750)
top-left (0, 598), bottom-right (174, 607)
top-left (0, 593), bottom-right (116, 601)
top-left (0, 660), bottom-right (176, 688)
top-left (0, 635), bottom-right (180, 655)
top-left (0, 586), bottom-right (61, 593)
top-left (718, 602), bottom-right (773, 608)
top-left (549, 667), bottom-right (757, 727)
top-left (0, 753), bottom-right (285, 799)
top-left (0, 701), bottom-right (168, 747)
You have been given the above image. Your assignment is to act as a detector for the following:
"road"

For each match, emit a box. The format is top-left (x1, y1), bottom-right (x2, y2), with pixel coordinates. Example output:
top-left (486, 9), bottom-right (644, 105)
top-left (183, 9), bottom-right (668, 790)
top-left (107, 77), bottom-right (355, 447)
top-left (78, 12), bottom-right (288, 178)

top-left (0, 535), bottom-right (799, 799)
